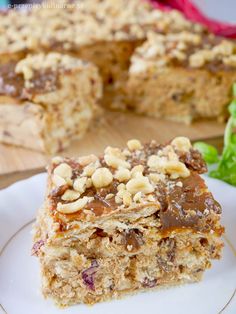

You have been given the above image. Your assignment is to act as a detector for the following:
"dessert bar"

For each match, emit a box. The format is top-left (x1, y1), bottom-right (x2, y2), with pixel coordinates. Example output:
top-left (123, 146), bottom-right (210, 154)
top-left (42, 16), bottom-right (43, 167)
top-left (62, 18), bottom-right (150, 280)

top-left (0, 0), bottom-right (201, 111)
top-left (33, 137), bottom-right (224, 306)
top-left (0, 53), bottom-right (102, 153)
top-left (127, 31), bottom-right (236, 123)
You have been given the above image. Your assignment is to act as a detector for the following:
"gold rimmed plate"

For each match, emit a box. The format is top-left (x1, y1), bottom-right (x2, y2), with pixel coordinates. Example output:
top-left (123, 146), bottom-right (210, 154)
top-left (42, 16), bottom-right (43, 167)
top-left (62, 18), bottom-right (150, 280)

top-left (0, 174), bottom-right (235, 314)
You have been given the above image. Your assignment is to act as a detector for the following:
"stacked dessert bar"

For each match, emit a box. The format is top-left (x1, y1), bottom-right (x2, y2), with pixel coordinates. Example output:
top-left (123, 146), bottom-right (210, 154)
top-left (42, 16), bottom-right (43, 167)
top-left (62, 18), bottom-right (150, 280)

top-left (0, 0), bottom-right (236, 153)
top-left (0, 53), bottom-right (102, 153)
top-left (33, 137), bottom-right (224, 306)
top-left (127, 31), bottom-right (236, 123)
top-left (0, 0), bottom-right (203, 123)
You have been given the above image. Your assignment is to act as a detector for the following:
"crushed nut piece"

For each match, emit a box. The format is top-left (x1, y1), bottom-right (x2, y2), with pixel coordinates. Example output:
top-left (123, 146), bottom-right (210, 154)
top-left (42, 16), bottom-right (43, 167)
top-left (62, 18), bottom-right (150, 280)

top-left (105, 193), bottom-right (114, 200)
top-left (115, 195), bottom-right (123, 204)
top-left (147, 155), bottom-right (162, 171)
top-left (104, 154), bottom-right (130, 169)
top-left (52, 174), bottom-right (66, 187)
top-left (165, 160), bottom-right (190, 179)
top-left (117, 183), bottom-right (126, 191)
top-left (149, 173), bottom-right (162, 183)
top-left (127, 139), bottom-right (142, 151)
top-left (91, 167), bottom-right (113, 188)
top-left (73, 177), bottom-right (87, 193)
top-left (133, 191), bottom-right (143, 202)
top-left (61, 189), bottom-right (81, 201)
top-left (171, 137), bottom-right (192, 152)
top-left (78, 154), bottom-right (98, 167)
top-left (53, 163), bottom-right (72, 183)
top-left (114, 168), bottom-right (131, 182)
top-left (57, 196), bottom-right (93, 214)
top-left (126, 176), bottom-right (154, 195)
top-left (82, 160), bottom-right (100, 177)
top-left (122, 190), bottom-right (132, 206)
top-left (131, 165), bottom-right (144, 178)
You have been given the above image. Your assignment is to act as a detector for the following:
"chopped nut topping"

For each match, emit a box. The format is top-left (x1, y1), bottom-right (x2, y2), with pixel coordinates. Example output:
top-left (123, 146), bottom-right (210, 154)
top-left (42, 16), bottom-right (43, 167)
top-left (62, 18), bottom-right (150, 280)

top-left (114, 168), bottom-right (131, 182)
top-left (147, 155), bottom-right (162, 171)
top-left (126, 176), bottom-right (154, 195)
top-left (117, 189), bottom-right (132, 207)
top-left (52, 174), bottom-right (66, 187)
top-left (115, 195), bottom-right (123, 204)
top-left (104, 146), bottom-right (122, 157)
top-left (104, 154), bottom-right (130, 169)
top-left (0, 0), bottom-right (196, 58)
top-left (105, 193), bottom-right (114, 200)
top-left (78, 154), bottom-right (98, 167)
top-left (117, 183), bottom-right (126, 191)
top-left (73, 177), bottom-right (87, 194)
top-left (133, 191), bottom-right (143, 202)
top-left (130, 30), bottom-right (236, 72)
top-left (15, 53), bottom-right (87, 80)
top-left (189, 51), bottom-right (207, 67)
top-left (212, 40), bottom-right (234, 56)
top-left (49, 137), bottom-right (200, 218)
top-left (171, 137), bottom-right (192, 152)
top-left (53, 163), bottom-right (72, 183)
top-left (149, 173), bottom-right (163, 183)
top-left (165, 160), bottom-right (190, 179)
top-left (91, 167), bottom-right (113, 188)
top-left (82, 160), bottom-right (100, 177)
top-left (131, 165), bottom-right (144, 178)
top-left (127, 139), bottom-right (142, 151)
top-left (61, 189), bottom-right (81, 201)
top-left (57, 196), bottom-right (93, 214)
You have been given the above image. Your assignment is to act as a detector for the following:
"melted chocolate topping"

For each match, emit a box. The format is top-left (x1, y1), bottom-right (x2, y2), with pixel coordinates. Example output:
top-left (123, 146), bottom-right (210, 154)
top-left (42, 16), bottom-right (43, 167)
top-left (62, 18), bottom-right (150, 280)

top-left (49, 146), bottom-right (221, 233)
top-left (0, 61), bottom-right (60, 99)
top-left (160, 172), bottom-right (221, 232)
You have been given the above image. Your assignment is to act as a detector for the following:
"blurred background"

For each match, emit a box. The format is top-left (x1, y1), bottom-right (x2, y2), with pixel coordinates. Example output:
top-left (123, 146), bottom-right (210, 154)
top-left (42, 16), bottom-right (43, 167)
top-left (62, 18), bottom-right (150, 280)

top-left (0, 0), bottom-right (235, 23)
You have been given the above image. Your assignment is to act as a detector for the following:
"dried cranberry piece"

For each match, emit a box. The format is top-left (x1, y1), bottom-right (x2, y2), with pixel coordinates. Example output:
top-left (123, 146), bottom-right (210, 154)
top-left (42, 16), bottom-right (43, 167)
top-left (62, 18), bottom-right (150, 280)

top-left (31, 239), bottom-right (44, 256)
top-left (82, 260), bottom-right (99, 291)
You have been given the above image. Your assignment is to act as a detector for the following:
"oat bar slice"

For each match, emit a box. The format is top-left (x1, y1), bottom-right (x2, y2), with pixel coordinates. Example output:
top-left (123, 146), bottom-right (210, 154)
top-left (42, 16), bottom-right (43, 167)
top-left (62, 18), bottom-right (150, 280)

top-left (127, 31), bottom-right (236, 123)
top-left (32, 137), bottom-right (224, 306)
top-left (0, 53), bottom-right (102, 153)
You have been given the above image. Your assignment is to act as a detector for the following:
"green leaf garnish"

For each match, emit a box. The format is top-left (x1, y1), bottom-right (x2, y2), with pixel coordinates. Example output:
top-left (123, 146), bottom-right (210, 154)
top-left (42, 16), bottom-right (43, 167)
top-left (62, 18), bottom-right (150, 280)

top-left (195, 83), bottom-right (236, 186)
top-left (193, 142), bottom-right (219, 164)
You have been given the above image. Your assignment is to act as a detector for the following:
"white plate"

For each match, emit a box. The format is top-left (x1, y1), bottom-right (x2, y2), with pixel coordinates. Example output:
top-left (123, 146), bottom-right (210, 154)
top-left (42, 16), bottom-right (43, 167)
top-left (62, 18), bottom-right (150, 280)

top-left (0, 174), bottom-right (235, 314)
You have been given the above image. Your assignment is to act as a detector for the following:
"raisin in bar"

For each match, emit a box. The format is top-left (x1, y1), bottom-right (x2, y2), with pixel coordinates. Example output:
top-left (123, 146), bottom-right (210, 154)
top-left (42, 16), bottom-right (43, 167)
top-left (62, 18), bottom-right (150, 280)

top-left (0, 53), bottom-right (102, 153)
top-left (127, 31), bottom-right (236, 123)
top-left (32, 137), bottom-right (224, 306)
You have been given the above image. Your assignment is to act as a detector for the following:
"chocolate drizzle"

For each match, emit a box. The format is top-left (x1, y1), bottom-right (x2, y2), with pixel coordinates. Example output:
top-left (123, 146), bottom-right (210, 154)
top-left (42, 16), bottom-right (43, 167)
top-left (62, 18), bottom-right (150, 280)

top-left (0, 61), bottom-right (60, 99)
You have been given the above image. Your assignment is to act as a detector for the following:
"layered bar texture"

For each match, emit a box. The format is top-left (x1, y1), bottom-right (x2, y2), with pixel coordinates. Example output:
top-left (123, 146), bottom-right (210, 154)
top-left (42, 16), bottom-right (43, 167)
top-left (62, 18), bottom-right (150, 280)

top-left (32, 137), bottom-right (224, 306)
top-left (0, 53), bottom-right (102, 153)
top-left (0, 0), bottom-right (202, 111)
top-left (127, 32), bottom-right (236, 123)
